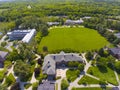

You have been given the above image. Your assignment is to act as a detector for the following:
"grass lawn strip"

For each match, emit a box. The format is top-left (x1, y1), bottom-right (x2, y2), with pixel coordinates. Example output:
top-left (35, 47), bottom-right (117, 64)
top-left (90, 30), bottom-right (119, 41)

top-left (78, 75), bottom-right (100, 85)
top-left (66, 69), bottom-right (80, 82)
top-left (72, 87), bottom-right (112, 90)
top-left (87, 66), bottom-right (118, 85)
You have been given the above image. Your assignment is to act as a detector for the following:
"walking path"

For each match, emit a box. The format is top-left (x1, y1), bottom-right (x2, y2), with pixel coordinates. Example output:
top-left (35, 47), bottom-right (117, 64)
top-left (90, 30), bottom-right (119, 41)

top-left (0, 35), bottom-right (7, 45)
top-left (114, 70), bottom-right (120, 85)
top-left (56, 78), bottom-right (62, 90)
top-left (68, 53), bottom-right (119, 90)
top-left (2, 62), bottom-right (16, 85)
top-left (86, 73), bottom-right (100, 80)
top-left (1, 54), bottom-right (41, 90)
top-left (68, 53), bottom-right (92, 90)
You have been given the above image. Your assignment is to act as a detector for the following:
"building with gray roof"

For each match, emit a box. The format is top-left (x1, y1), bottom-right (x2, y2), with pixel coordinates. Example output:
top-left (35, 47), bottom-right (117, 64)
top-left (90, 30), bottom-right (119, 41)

top-left (7, 29), bottom-right (36, 43)
top-left (0, 51), bottom-right (8, 68)
top-left (65, 19), bottom-right (84, 25)
top-left (37, 81), bottom-right (54, 90)
top-left (114, 33), bottom-right (120, 38)
top-left (47, 22), bottom-right (60, 26)
top-left (109, 48), bottom-right (120, 59)
top-left (42, 51), bottom-right (84, 80)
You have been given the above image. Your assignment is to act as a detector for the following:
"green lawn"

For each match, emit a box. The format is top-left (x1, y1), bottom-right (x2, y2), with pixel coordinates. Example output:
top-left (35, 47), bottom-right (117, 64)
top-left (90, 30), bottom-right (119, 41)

top-left (0, 9), bottom-right (7, 13)
top-left (5, 73), bottom-right (16, 86)
top-left (78, 75), bottom-right (100, 85)
top-left (72, 87), bottom-right (112, 90)
top-left (66, 69), bottom-right (80, 82)
top-left (39, 27), bottom-right (109, 52)
top-left (87, 66), bottom-right (118, 85)
top-left (24, 83), bottom-right (32, 89)
top-left (55, 83), bottom-right (58, 90)
top-left (0, 69), bottom-right (6, 82)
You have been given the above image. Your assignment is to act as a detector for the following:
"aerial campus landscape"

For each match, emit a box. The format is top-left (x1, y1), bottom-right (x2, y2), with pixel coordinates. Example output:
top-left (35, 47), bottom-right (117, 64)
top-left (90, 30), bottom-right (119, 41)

top-left (1, 0), bottom-right (120, 90)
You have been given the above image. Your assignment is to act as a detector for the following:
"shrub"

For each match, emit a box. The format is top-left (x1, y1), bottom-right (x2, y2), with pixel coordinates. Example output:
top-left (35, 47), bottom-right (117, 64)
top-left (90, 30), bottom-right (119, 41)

top-left (43, 46), bottom-right (48, 52)
top-left (1, 42), bottom-right (7, 47)
top-left (56, 76), bottom-right (61, 80)
top-left (61, 79), bottom-right (69, 90)
top-left (0, 70), bottom-right (5, 82)
top-left (78, 78), bottom-right (87, 85)
top-left (68, 61), bottom-right (79, 67)
top-left (89, 70), bottom-right (93, 75)
top-left (32, 82), bottom-right (39, 90)
top-left (85, 51), bottom-right (93, 60)
top-left (38, 58), bottom-right (43, 65)
top-left (10, 82), bottom-right (20, 90)
top-left (99, 80), bottom-right (107, 85)
top-left (34, 68), bottom-right (40, 77)
top-left (24, 83), bottom-right (32, 89)
top-left (4, 60), bottom-right (12, 69)
top-left (78, 64), bottom-right (84, 72)
top-left (4, 36), bottom-right (9, 41)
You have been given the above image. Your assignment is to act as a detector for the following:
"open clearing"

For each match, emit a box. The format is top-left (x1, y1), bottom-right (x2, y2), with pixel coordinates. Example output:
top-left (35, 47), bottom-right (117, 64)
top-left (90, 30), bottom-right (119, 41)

top-left (39, 27), bottom-right (109, 52)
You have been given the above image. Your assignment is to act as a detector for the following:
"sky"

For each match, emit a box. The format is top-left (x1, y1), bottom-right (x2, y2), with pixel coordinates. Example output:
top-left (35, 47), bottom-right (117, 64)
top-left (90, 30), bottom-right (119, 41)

top-left (0, 0), bottom-right (12, 1)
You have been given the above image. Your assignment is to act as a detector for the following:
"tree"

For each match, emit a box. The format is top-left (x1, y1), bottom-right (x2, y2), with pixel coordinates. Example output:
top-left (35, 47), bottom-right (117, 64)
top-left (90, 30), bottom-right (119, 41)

top-left (43, 46), bottom-right (48, 52)
top-left (18, 43), bottom-right (35, 61)
top-left (38, 58), bottom-right (43, 65)
top-left (113, 38), bottom-right (120, 45)
top-left (5, 73), bottom-right (15, 86)
top-left (85, 51), bottom-right (93, 60)
top-left (97, 57), bottom-right (108, 66)
top-left (7, 49), bottom-right (19, 61)
top-left (10, 82), bottom-right (20, 90)
top-left (68, 61), bottom-right (79, 67)
top-left (1, 42), bottom-right (7, 47)
top-left (40, 25), bottom-right (48, 36)
top-left (98, 48), bottom-right (104, 57)
top-left (14, 60), bottom-right (32, 81)
top-left (61, 79), bottom-right (69, 90)
top-left (0, 83), bottom-right (7, 90)
top-left (34, 67), bottom-right (40, 77)
top-left (78, 64), bottom-right (84, 72)
top-left (115, 61), bottom-right (120, 73)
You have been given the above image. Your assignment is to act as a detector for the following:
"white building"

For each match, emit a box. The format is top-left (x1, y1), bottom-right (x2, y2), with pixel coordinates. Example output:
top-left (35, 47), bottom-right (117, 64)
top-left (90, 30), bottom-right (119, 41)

top-left (7, 29), bottom-right (36, 43)
top-left (22, 29), bottom-right (36, 43)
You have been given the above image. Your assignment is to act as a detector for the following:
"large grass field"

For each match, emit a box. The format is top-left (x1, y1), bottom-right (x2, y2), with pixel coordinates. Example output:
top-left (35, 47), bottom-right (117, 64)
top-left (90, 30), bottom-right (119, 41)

top-left (39, 26), bottom-right (109, 52)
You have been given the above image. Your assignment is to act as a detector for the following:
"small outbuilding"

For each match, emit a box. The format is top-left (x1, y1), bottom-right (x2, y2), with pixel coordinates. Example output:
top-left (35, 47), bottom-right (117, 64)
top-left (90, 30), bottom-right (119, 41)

top-left (109, 48), bottom-right (120, 59)
top-left (0, 51), bottom-right (8, 68)
top-left (37, 81), bottom-right (55, 90)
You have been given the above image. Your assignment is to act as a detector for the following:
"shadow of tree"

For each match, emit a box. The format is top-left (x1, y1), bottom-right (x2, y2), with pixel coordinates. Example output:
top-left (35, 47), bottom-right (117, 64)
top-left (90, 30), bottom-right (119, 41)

top-left (97, 65), bottom-right (108, 73)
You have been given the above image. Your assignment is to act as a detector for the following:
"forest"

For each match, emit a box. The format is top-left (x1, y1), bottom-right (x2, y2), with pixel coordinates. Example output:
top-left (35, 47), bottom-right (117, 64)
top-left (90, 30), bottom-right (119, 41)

top-left (0, 1), bottom-right (120, 45)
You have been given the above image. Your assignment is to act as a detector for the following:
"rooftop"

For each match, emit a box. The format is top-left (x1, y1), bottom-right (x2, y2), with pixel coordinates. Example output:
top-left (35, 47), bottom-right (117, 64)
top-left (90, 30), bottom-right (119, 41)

top-left (114, 33), bottom-right (120, 38)
top-left (109, 48), bottom-right (120, 55)
top-left (0, 51), bottom-right (8, 62)
top-left (37, 81), bottom-right (54, 90)
top-left (42, 51), bottom-right (84, 75)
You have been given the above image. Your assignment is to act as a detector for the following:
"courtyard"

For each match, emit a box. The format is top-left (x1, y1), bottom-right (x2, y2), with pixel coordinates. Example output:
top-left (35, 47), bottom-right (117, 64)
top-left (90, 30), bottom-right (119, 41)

top-left (56, 68), bottom-right (68, 78)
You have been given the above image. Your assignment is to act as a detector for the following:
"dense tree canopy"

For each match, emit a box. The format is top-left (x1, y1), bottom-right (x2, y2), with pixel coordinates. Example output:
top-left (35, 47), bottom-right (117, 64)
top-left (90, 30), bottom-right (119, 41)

top-left (14, 60), bottom-right (32, 81)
